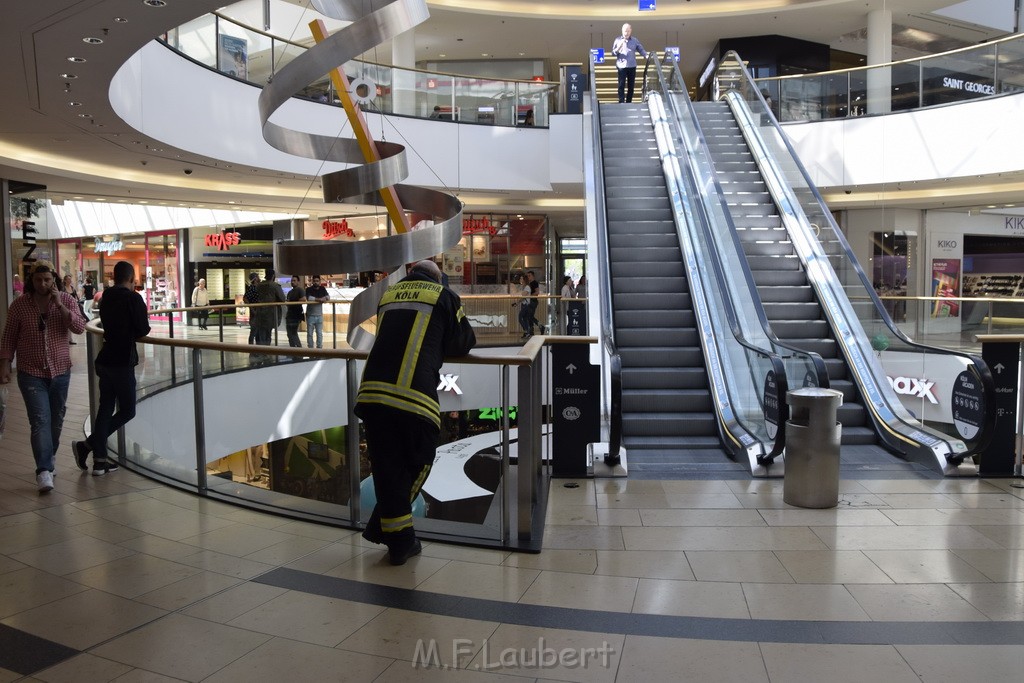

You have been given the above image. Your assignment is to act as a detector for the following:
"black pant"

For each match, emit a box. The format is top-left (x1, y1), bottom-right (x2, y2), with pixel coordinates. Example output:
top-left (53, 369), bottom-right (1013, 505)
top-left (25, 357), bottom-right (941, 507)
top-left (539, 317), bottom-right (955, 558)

top-left (285, 320), bottom-right (302, 347)
top-left (617, 66), bottom-right (637, 103)
top-left (194, 308), bottom-right (209, 328)
top-left (88, 364), bottom-right (137, 463)
top-left (362, 411), bottom-right (436, 549)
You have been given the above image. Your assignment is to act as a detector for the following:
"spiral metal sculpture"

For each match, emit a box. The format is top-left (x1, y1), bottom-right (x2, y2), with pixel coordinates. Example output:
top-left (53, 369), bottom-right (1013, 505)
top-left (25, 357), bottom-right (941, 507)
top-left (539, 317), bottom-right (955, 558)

top-left (258, 0), bottom-right (463, 350)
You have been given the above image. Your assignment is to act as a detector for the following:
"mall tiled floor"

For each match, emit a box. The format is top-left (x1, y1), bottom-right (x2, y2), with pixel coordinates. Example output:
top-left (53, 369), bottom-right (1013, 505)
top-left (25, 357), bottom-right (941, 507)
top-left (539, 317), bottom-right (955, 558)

top-left (1, 338), bottom-right (1023, 681)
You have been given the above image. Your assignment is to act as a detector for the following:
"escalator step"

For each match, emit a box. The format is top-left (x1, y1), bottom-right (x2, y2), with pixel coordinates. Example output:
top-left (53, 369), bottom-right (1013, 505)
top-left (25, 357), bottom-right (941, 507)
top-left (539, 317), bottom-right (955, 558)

top-left (620, 346), bottom-right (705, 367)
top-left (611, 276), bottom-right (688, 294)
top-left (622, 366), bottom-right (707, 389)
top-left (623, 412), bottom-right (717, 436)
top-left (616, 309), bottom-right (695, 327)
top-left (623, 389), bottom-right (713, 412)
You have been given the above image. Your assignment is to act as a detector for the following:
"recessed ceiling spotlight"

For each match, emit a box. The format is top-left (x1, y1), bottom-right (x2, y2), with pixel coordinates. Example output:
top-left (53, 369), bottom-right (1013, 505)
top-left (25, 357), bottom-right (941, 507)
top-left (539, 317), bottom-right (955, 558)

top-left (96, 198), bottom-right (107, 201)
top-left (72, 196), bottom-right (84, 200)
top-left (68, 101), bottom-right (83, 106)
top-left (60, 73), bottom-right (78, 79)
top-left (83, 37), bottom-right (104, 45)
top-left (114, 17), bottom-right (128, 23)
top-left (67, 56), bottom-right (86, 63)
top-left (439, 54), bottom-right (446, 58)
top-left (143, 0), bottom-right (167, 7)
top-left (77, 113), bottom-right (92, 118)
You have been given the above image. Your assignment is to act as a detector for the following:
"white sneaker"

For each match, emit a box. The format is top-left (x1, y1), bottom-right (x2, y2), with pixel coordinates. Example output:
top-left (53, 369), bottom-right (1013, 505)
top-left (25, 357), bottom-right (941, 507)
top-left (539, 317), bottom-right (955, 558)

top-left (37, 470), bottom-right (54, 493)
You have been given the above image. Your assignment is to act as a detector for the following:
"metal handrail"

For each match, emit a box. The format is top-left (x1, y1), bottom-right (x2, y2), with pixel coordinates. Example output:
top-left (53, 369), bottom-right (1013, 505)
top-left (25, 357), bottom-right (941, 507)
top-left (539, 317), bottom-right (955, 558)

top-left (586, 55), bottom-right (623, 464)
top-left (646, 53), bottom-right (791, 463)
top-left (716, 50), bottom-right (997, 464)
top-left (655, 54), bottom-right (831, 395)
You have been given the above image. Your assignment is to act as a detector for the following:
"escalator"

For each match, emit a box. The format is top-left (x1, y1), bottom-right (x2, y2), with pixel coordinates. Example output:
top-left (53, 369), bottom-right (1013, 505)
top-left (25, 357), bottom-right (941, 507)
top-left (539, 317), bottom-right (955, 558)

top-left (599, 103), bottom-right (744, 475)
top-left (683, 52), bottom-right (997, 475)
top-left (693, 100), bottom-right (879, 449)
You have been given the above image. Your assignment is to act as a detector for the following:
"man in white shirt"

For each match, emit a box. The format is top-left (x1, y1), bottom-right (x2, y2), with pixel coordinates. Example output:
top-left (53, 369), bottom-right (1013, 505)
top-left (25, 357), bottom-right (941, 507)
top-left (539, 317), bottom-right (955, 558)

top-left (612, 23), bottom-right (647, 103)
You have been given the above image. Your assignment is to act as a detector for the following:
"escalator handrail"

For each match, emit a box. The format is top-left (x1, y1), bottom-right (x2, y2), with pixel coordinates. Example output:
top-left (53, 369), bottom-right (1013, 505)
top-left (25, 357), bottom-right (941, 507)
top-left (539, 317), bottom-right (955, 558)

top-left (587, 57), bottom-right (623, 461)
top-left (656, 54), bottom-right (832, 396)
top-left (715, 50), bottom-right (997, 459)
top-left (645, 53), bottom-right (789, 462)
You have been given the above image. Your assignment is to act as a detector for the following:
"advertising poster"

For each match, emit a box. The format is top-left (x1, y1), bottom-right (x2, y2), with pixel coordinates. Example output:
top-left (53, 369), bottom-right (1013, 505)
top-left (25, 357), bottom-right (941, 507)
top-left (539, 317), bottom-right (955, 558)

top-left (931, 258), bottom-right (960, 318)
top-left (219, 35), bottom-right (248, 80)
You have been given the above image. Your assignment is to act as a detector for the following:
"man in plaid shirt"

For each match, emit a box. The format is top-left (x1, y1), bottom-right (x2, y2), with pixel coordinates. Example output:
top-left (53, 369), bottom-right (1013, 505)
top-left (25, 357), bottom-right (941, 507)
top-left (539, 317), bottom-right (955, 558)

top-left (0, 261), bottom-right (86, 492)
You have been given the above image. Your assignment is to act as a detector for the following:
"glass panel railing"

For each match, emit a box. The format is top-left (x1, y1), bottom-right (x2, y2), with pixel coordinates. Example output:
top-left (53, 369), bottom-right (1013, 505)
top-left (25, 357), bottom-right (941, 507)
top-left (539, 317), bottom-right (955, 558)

top-left (160, 11), bottom-right (557, 127)
top-left (716, 52), bottom-right (996, 473)
top-left (85, 309), bottom-right (563, 550)
top-left (167, 14), bottom-right (217, 69)
top-left (651, 89), bottom-right (788, 467)
top-left (756, 33), bottom-right (1024, 121)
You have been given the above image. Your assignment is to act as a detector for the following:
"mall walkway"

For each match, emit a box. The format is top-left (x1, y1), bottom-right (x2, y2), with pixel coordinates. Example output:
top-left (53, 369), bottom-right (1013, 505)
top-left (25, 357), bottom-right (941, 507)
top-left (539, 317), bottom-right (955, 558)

top-left (1, 343), bottom-right (1023, 681)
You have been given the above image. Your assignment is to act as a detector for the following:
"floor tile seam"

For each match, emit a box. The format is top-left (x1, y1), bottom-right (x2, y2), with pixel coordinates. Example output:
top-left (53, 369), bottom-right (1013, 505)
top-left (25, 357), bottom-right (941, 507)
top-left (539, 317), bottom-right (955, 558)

top-left (253, 567), bottom-right (1024, 646)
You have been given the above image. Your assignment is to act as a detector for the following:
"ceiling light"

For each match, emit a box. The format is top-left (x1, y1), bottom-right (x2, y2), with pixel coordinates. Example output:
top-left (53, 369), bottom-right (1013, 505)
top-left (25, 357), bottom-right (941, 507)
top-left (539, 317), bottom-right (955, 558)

top-left (77, 113), bottom-right (92, 118)
top-left (96, 198), bottom-right (107, 201)
top-left (72, 196), bottom-right (83, 200)
top-left (68, 101), bottom-right (83, 107)
top-left (143, 0), bottom-right (167, 6)
top-left (60, 73), bottom-right (78, 79)
top-left (439, 54), bottom-right (446, 58)
top-left (83, 37), bottom-right (104, 45)
top-left (481, 53), bottom-right (489, 57)
top-left (114, 17), bottom-right (128, 23)
top-left (67, 56), bottom-right (86, 63)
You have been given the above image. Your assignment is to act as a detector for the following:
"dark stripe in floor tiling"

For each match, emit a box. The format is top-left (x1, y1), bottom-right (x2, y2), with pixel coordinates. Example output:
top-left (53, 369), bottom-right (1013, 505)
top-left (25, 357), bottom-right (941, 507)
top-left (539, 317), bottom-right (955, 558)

top-left (0, 623), bottom-right (79, 676)
top-left (254, 567), bottom-right (1024, 646)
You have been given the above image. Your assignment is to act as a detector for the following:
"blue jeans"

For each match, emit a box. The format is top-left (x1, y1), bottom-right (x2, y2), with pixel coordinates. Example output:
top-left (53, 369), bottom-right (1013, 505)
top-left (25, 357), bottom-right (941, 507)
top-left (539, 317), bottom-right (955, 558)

top-left (306, 313), bottom-right (323, 348)
top-left (17, 371), bottom-right (71, 474)
top-left (88, 364), bottom-right (137, 464)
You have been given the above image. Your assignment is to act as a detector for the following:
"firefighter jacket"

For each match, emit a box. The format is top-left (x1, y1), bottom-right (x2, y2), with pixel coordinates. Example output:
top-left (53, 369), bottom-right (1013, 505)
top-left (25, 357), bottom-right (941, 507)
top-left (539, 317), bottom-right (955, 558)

top-left (355, 271), bottom-right (476, 430)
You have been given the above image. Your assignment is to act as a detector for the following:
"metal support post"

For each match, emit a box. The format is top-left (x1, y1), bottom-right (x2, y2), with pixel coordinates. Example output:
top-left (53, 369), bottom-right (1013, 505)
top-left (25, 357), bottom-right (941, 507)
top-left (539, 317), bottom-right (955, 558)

top-left (500, 364), bottom-right (510, 544)
top-left (192, 348), bottom-right (208, 493)
top-left (346, 359), bottom-right (362, 523)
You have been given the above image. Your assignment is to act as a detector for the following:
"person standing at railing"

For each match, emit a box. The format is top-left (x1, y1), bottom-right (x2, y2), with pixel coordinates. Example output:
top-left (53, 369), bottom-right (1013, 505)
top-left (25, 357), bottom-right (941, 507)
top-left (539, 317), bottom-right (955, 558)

top-left (285, 275), bottom-right (305, 348)
top-left (526, 270), bottom-right (546, 335)
top-left (356, 260), bottom-right (476, 565)
top-left (612, 23), bottom-right (646, 104)
top-left (73, 261), bottom-right (150, 477)
top-left (0, 261), bottom-right (87, 492)
top-left (191, 278), bottom-right (210, 330)
top-left (305, 275), bottom-right (329, 349)
top-left (560, 275), bottom-right (576, 334)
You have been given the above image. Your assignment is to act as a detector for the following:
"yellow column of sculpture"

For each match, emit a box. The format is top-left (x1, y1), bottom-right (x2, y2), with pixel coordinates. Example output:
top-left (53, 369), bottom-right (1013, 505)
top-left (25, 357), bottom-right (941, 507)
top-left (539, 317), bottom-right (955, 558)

top-left (310, 19), bottom-right (411, 234)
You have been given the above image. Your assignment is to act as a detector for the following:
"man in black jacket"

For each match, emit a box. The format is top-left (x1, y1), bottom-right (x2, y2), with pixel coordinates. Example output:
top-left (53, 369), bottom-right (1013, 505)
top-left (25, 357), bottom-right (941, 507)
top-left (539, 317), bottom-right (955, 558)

top-left (355, 260), bottom-right (476, 565)
top-left (73, 261), bottom-right (151, 475)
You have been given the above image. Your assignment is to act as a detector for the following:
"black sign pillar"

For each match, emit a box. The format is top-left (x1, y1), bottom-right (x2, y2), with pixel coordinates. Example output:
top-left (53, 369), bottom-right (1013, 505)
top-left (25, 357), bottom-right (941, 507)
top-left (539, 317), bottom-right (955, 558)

top-left (560, 63), bottom-right (584, 115)
top-left (551, 344), bottom-right (600, 477)
top-left (980, 342), bottom-right (1020, 476)
top-left (565, 300), bottom-right (586, 336)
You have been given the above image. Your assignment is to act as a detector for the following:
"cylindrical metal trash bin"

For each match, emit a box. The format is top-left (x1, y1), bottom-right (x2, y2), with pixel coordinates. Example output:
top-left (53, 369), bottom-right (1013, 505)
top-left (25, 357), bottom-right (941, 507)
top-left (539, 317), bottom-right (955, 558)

top-left (783, 388), bottom-right (843, 509)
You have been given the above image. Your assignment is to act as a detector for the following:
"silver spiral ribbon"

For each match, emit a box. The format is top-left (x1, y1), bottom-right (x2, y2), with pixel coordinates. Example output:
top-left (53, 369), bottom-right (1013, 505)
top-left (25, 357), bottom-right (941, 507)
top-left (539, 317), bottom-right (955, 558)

top-left (258, 0), bottom-right (463, 350)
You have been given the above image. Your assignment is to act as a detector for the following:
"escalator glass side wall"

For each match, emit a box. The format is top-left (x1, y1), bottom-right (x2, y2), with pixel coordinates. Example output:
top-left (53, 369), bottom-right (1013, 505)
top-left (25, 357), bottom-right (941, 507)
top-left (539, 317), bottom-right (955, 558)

top-left (657, 63), bottom-right (829, 401)
top-left (645, 55), bottom-right (819, 466)
top-left (647, 91), bottom-right (780, 463)
top-left (713, 52), bottom-right (995, 467)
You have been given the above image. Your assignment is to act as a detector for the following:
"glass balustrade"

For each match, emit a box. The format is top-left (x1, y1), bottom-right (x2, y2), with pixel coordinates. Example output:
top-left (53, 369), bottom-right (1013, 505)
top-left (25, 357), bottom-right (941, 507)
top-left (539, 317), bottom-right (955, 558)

top-left (160, 11), bottom-right (557, 127)
top-left (755, 33), bottom-right (1024, 122)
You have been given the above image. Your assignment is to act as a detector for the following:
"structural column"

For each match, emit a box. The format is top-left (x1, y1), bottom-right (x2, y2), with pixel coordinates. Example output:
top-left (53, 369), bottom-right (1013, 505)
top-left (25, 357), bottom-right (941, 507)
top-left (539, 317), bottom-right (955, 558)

top-left (391, 28), bottom-right (416, 116)
top-left (866, 8), bottom-right (892, 114)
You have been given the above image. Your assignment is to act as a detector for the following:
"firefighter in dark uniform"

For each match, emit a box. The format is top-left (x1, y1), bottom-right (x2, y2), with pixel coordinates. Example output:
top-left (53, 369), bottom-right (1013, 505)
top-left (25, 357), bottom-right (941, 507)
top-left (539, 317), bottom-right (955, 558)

top-left (356, 260), bottom-right (476, 565)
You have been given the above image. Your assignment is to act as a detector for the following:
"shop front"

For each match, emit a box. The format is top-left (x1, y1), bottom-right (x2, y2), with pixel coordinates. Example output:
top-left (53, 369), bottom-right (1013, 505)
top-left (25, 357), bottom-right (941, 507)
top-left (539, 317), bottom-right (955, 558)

top-left (56, 231), bottom-right (181, 320)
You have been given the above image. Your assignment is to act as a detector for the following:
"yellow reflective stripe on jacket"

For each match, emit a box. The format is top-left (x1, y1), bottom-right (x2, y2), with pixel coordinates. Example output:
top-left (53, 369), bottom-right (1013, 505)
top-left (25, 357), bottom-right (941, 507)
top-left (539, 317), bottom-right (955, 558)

top-left (356, 385), bottom-right (441, 427)
top-left (381, 513), bottom-right (413, 533)
top-left (396, 311), bottom-right (430, 388)
top-left (456, 306), bottom-right (466, 323)
top-left (359, 380), bottom-right (439, 414)
top-left (379, 280), bottom-right (442, 307)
